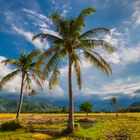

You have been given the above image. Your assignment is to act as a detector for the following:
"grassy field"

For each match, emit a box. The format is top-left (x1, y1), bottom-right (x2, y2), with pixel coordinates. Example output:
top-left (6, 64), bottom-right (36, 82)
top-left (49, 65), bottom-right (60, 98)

top-left (0, 113), bottom-right (140, 140)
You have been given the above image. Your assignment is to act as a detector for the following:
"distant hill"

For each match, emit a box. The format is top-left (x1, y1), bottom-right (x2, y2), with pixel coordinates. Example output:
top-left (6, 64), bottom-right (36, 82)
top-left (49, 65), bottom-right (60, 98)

top-left (127, 102), bottom-right (140, 112)
top-left (0, 93), bottom-right (140, 112)
top-left (119, 101), bottom-right (140, 112)
top-left (0, 95), bottom-right (62, 113)
top-left (129, 102), bottom-right (140, 108)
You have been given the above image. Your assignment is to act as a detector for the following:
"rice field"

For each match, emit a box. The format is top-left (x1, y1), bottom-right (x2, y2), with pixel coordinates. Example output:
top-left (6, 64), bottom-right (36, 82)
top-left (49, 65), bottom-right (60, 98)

top-left (0, 113), bottom-right (140, 140)
top-left (0, 112), bottom-right (140, 118)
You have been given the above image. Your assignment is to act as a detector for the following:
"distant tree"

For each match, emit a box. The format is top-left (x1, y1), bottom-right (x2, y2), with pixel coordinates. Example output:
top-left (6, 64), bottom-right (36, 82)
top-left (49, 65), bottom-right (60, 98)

top-left (0, 50), bottom-right (43, 120)
top-left (79, 101), bottom-right (93, 116)
top-left (110, 97), bottom-right (118, 117)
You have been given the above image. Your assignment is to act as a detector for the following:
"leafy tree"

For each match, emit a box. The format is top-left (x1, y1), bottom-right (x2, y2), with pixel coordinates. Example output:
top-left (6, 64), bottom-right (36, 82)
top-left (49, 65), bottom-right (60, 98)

top-left (79, 101), bottom-right (93, 116)
top-left (110, 97), bottom-right (118, 117)
top-left (33, 7), bottom-right (115, 133)
top-left (0, 50), bottom-right (43, 119)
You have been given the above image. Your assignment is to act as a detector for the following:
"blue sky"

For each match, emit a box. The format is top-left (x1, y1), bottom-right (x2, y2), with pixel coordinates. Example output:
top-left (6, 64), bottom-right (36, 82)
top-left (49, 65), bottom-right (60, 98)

top-left (0, 0), bottom-right (140, 100)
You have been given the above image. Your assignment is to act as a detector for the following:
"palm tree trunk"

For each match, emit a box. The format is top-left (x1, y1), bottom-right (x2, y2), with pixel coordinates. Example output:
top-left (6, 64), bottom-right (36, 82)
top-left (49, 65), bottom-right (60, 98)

top-left (16, 73), bottom-right (25, 120)
top-left (115, 104), bottom-right (118, 117)
top-left (67, 55), bottom-right (74, 133)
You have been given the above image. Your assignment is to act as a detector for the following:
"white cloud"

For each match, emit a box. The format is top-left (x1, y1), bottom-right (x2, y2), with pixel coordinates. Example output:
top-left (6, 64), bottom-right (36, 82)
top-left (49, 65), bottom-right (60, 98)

top-left (119, 46), bottom-right (140, 65)
top-left (104, 28), bottom-right (123, 46)
top-left (60, 4), bottom-right (70, 17)
top-left (50, 1), bottom-right (71, 17)
top-left (132, 1), bottom-right (140, 27)
top-left (103, 45), bottom-right (140, 66)
top-left (22, 8), bottom-right (51, 26)
top-left (5, 9), bottom-right (60, 50)
top-left (13, 26), bottom-right (49, 50)
top-left (101, 78), bottom-right (140, 96)
top-left (0, 56), bottom-right (21, 92)
top-left (103, 28), bottom-right (140, 65)
top-left (21, 8), bottom-right (60, 37)
top-left (79, 76), bottom-right (140, 98)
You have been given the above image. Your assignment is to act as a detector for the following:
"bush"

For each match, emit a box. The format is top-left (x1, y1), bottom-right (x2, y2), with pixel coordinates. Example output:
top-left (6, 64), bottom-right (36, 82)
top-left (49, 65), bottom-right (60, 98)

top-left (0, 120), bottom-right (23, 131)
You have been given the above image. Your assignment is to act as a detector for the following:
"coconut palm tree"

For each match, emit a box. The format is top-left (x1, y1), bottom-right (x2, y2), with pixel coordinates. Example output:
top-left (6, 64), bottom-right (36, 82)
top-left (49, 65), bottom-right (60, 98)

top-left (110, 97), bottom-right (118, 117)
top-left (33, 7), bottom-right (115, 133)
top-left (0, 50), bottom-right (43, 119)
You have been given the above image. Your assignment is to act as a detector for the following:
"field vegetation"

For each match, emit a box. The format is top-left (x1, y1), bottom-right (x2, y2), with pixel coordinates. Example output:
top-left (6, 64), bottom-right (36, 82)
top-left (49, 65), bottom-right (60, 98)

top-left (0, 113), bottom-right (140, 140)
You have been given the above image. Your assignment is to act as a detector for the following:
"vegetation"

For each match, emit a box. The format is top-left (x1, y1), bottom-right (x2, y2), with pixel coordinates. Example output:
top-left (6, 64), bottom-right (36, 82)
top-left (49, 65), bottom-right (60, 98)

top-left (0, 120), bottom-right (23, 131)
top-left (110, 97), bottom-right (118, 117)
top-left (0, 113), bottom-right (140, 139)
top-left (0, 50), bottom-right (43, 119)
top-left (79, 101), bottom-right (93, 116)
top-left (33, 7), bottom-right (115, 133)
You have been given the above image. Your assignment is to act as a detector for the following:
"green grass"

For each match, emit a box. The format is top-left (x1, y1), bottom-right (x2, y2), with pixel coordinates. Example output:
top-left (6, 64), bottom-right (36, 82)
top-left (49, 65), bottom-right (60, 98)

top-left (0, 130), bottom-right (34, 140)
top-left (0, 115), bottom-right (140, 139)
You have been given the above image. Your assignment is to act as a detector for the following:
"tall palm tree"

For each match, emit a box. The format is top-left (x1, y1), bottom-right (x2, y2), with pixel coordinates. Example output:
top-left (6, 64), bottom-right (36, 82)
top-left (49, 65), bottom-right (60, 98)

top-left (110, 97), bottom-right (118, 117)
top-left (0, 50), bottom-right (43, 119)
top-left (33, 7), bottom-right (115, 133)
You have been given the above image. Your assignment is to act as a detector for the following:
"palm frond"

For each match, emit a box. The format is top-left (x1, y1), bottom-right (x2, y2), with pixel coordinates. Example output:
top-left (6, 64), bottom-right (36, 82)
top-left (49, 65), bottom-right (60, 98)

top-left (28, 89), bottom-right (37, 96)
top-left (0, 69), bottom-right (20, 90)
top-left (58, 49), bottom-right (68, 60)
top-left (51, 12), bottom-right (62, 24)
top-left (43, 53), bottom-right (60, 78)
top-left (25, 74), bottom-right (32, 94)
top-left (49, 66), bottom-right (60, 89)
top-left (2, 59), bottom-right (20, 67)
top-left (74, 60), bottom-right (82, 90)
top-left (39, 46), bottom-right (59, 60)
top-left (75, 7), bottom-right (95, 28)
top-left (83, 50), bottom-right (112, 75)
top-left (51, 12), bottom-right (63, 32)
top-left (31, 74), bottom-right (43, 90)
top-left (27, 50), bottom-right (41, 60)
top-left (43, 48), bottom-right (66, 78)
top-left (81, 39), bottom-right (115, 53)
top-left (34, 45), bottom-right (59, 69)
top-left (25, 50), bottom-right (41, 68)
top-left (19, 52), bottom-right (27, 64)
top-left (32, 33), bottom-right (62, 42)
top-left (79, 28), bottom-right (110, 39)
top-left (30, 67), bottom-right (44, 80)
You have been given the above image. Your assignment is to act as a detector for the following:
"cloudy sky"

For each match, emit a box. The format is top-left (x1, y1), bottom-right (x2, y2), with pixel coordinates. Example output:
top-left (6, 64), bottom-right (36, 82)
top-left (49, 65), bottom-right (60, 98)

top-left (0, 0), bottom-right (140, 100)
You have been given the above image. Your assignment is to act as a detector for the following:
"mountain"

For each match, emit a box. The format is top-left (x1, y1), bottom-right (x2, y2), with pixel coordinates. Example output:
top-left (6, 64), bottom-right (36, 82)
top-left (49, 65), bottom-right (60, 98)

top-left (129, 102), bottom-right (140, 107)
top-left (0, 94), bottom-right (62, 113)
top-left (0, 93), bottom-right (140, 112)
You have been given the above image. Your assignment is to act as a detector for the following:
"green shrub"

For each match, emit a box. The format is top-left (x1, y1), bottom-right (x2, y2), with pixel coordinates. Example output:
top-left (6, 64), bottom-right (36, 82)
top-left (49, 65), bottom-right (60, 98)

top-left (0, 120), bottom-right (23, 131)
top-left (74, 123), bottom-right (80, 129)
